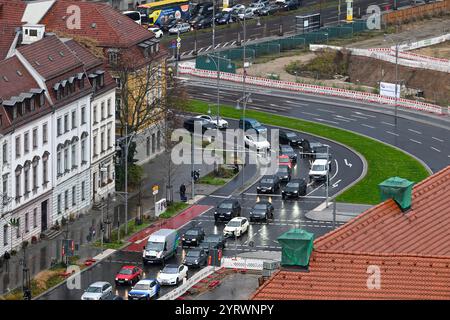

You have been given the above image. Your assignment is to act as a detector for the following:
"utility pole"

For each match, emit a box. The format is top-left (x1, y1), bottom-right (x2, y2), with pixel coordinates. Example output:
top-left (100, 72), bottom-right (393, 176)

top-left (191, 134), bottom-right (195, 200)
top-left (325, 145), bottom-right (330, 208)
top-left (124, 125), bottom-right (129, 236)
top-left (332, 200), bottom-right (337, 229)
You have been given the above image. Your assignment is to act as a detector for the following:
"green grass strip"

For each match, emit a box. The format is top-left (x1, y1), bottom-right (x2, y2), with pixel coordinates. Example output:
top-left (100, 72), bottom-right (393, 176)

top-left (187, 100), bottom-right (430, 204)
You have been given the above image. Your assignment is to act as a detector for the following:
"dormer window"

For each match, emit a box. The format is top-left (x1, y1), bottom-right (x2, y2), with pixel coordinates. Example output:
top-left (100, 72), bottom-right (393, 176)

top-left (99, 74), bottom-right (104, 87)
top-left (39, 93), bottom-right (45, 107)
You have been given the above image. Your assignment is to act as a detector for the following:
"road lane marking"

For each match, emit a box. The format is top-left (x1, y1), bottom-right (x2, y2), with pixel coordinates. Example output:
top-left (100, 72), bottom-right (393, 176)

top-left (314, 118), bottom-right (339, 125)
top-left (410, 139), bottom-right (422, 144)
top-left (361, 124), bottom-right (375, 129)
top-left (214, 44), bottom-right (221, 49)
top-left (318, 108), bottom-right (336, 113)
top-left (231, 41), bottom-right (236, 46)
top-left (334, 115), bottom-right (356, 121)
top-left (354, 111), bottom-right (376, 118)
top-left (432, 137), bottom-right (444, 142)
top-left (302, 112), bottom-right (320, 116)
top-left (381, 121), bottom-right (395, 127)
top-left (284, 101), bottom-right (309, 106)
top-left (431, 147), bottom-right (441, 152)
top-left (351, 115), bottom-right (368, 119)
top-left (197, 47), bottom-right (204, 53)
top-left (408, 129), bottom-right (422, 135)
top-left (205, 45), bottom-right (212, 51)
top-left (386, 131), bottom-right (399, 136)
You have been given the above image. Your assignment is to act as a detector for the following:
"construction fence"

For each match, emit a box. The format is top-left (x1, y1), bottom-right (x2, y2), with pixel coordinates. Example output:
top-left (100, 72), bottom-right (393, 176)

top-left (382, 0), bottom-right (450, 25)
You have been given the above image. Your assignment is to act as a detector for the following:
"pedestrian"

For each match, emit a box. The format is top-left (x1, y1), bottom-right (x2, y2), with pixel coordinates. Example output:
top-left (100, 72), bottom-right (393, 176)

top-left (180, 183), bottom-right (186, 202)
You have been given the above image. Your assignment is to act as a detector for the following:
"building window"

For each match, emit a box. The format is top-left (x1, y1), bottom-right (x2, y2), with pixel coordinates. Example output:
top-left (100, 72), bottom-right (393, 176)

top-left (114, 77), bottom-right (122, 89)
top-left (157, 131), bottom-right (161, 151)
top-left (72, 186), bottom-right (76, 206)
top-left (71, 144), bottom-right (76, 168)
top-left (65, 190), bottom-right (69, 210)
top-left (32, 162), bottom-right (38, 190)
top-left (81, 139), bottom-right (86, 164)
top-left (81, 181), bottom-right (85, 201)
top-left (107, 128), bottom-right (111, 149)
top-left (64, 148), bottom-right (68, 172)
top-left (15, 136), bottom-right (20, 158)
top-left (2, 175), bottom-right (7, 203)
top-left (57, 194), bottom-right (62, 214)
top-left (101, 132), bottom-right (105, 153)
top-left (57, 150), bottom-right (62, 175)
top-left (16, 218), bottom-right (20, 239)
top-left (108, 51), bottom-right (118, 64)
top-left (43, 123), bottom-right (48, 144)
top-left (64, 114), bottom-right (69, 132)
top-left (3, 224), bottom-right (8, 246)
top-left (43, 157), bottom-right (48, 184)
top-left (24, 132), bottom-right (29, 154)
top-left (57, 118), bottom-right (62, 136)
top-left (151, 133), bottom-right (156, 154)
top-left (101, 102), bottom-right (105, 120)
top-left (81, 107), bottom-right (86, 125)
top-left (24, 165), bottom-right (30, 195)
top-left (15, 171), bottom-right (21, 200)
top-left (146, 137), bottom-right (150, 156)
top-left (2, 142), bottom-right (7, 164)
top-left (93, 135), bottom-right (98, 157)
top-left (25, 212), bottom-right (29, 233)
top-left (39, 93), bottom-right (45, 107)
top-left (32, 128), bottom-right (38, 149)
top-left (33, 208), bottom-right (37, 228)
top-left (107, 99), bottom-right (112, 117)
top-left (72, 111), bottom-right (77, 129)
top-left (93, 105), bottom-right (97, 124)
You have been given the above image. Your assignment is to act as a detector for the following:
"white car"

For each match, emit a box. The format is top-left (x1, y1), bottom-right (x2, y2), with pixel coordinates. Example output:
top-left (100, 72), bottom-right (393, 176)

top-left (157, 264), bottom-right (188, 286)
top-left (223, 217), bottom-right (250, 237)
top-left (309, 159), bottom-right (329, 182)
top-left (81, 281), bottom-right (112, 300)
top-left (244, 134), bottom-right (271, 151)
top-left (148, 27), bottom-right (163, 38)
top-left (248, 2), bottom-right (265, 14)
top-left (195, 114), bottom-right (228, 129)
top-left (168, 22), bottom-right (191, 35)
top-left (238, 8), bottom-right (254, 20)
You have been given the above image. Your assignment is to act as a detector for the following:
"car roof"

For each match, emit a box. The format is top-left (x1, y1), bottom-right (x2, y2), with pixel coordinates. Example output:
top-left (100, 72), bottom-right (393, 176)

top-left (120, 265), bottom-right (136, 270)
top-left (261, 175), bottom-right (276, 179)
top-left (313, 159), bottom-right (329, 165)
top-left (136, 279), bottom-right (157, 284)
top-left (230, 217), bottom-right (246, 222)
top-left (186, 227), bottom-right (203, 231)
top-left (164, 264), bottom-right (180, 269)
top-left (89, 281), bottom-right (110, 287)
top-left (289, 178), bottom-right (306, 183)
top-left (254, 201), bottom-right (271, 206)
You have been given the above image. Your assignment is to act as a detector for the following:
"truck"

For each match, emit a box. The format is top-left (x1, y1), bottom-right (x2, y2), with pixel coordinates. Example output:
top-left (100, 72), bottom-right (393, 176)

top-left (142, 229), bottom-right (180, 265)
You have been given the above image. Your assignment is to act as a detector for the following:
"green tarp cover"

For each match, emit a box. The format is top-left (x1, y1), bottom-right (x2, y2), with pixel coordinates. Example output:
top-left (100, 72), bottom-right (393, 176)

top-left (277, 229), bottom-right (314, 267)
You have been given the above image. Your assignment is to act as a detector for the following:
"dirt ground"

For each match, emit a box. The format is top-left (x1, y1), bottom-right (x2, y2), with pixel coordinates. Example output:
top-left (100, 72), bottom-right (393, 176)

top-left (414, 41), bottom-right (450, 59)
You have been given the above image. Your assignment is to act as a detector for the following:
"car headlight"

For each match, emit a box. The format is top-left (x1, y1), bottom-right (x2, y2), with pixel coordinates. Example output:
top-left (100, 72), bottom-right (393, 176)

top-left (182, 238), bottom-right (185, 241)
top-left (293, 190), bottom-right (298, 193)
top-left (115, 277), bottom-right (119, 281)
top-left (192, 238), bottom-right (196, 242)
top-left (194, 260), bottom-right (198, 264)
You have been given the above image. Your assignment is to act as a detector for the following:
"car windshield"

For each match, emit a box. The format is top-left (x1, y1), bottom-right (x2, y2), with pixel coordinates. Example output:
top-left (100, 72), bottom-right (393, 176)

top-left (133, 284), bottom-right (150, 291)
top-left (261, 178), bottom-right (274, 184)
top-left (187, 250), bottom-right (201, 257)
top-left (86, 286), bottom-right (102, 293)
top-left (254, 204), bottom-right (267, 210)
top-left (281, 146), bottom-right (293, 153)
top-left (312, 164), bottom-right (326, 171)
top-left (162, 266), bottom-right (179, 274)
top-left (219, 202), bottom-right (233, 209)
top-left (227, 221), bottom-right (241, 227)
top-left (146, 241), bottom-right (164, 251)
top-left (119, 269), bottom-right (133, 275)
top-left (287, 182), bottom-right (300, 188)
top-left (185, 229), bottom-right (199, 236)
top-left (286, 132), bottom-right (297, 138)
top-left (250, 120), bottom-right (262, 127)
top-left (204, 235), bottom-right (220, 242)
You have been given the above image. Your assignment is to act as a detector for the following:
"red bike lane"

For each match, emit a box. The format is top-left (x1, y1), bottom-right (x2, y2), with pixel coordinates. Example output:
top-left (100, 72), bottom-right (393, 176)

top-left (123, 204), bottom-right (212, 252)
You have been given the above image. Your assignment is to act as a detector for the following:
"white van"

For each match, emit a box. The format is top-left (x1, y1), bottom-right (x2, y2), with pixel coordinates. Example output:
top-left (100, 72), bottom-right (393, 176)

top-left (142, 229), bottom-right (179, 264)
top-left (309, 159), bottom-right (329, 182)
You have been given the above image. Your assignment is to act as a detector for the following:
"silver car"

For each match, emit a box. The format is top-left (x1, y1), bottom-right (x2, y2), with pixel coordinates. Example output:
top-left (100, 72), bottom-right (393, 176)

top-left (81, 281), bottom-right (112, 300)
top-left (168, 22), bottom-right (191, 35)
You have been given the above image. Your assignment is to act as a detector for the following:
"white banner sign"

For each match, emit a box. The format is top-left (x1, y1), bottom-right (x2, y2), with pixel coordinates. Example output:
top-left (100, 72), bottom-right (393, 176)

top-left (380, 82), bottom-right (400, 98)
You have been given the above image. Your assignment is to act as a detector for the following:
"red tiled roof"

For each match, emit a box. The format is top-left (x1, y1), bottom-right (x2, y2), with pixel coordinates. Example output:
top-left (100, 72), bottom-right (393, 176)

top-left (0, 0), bottom-right (26, 60)
top-left (18, 35), bottom-right (83, 80)
top-left (64, 39), bottom-right (102, 70)
top-left (40, 0), bottom-right (154, 48)
top-left (251, 251), bottom-right (450, 300)
top-left (251, 166), bottom-right (450, 300)
top-left (0, 56), bottom-right (39, 101)
top-left (314, 166), bottom-right (450, 256)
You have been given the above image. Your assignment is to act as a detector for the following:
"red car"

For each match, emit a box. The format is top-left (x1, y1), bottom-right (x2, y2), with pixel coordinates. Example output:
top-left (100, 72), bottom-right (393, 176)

top-left (115, 266), bottom-right (143, 286)
top-left (278, 155), bottom-right (293, 169)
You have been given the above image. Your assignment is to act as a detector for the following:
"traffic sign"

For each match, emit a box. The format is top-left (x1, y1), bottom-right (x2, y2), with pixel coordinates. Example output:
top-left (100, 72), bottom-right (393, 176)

top-left (177, 37), bottom-right (181, 43)
top-left (152, 185), bottom-right (159, 195)
top-left (177, 42), bottom-right (181, 49)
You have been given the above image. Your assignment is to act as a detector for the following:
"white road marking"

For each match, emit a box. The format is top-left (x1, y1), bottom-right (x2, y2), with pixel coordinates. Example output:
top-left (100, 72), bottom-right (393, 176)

top-left (223, 41), bottom-right (229, 47)
top-left (284, 101), bottom-right (309, 106)
top-left (410, 139), bottom-right (422, 144)
top-left (231, 41), bottom-right (236, 46)
top-left (354, 111), bottom-right (376, 118)
top-left (314, 118), bottom-right (339, 124)
top-left (302, 112), bottom-right (320, 116)
top-left (334, 115), bottom-right (356, 121)
top-left (386, 131), bottom-right (399, 136)
top-left (214, 44), bottom-right (221, 49)
top-left (408, 129), bottom-right (422, 135)
top-left (432, 137), bottom-right (444, 142)
top-left (318, 108), bottom-right (336, 114)
top-left (197, 47), bottom-right (204, 53)
top-left (351, 115), bottom-right (368, 119)
top-left (205, 45), bottom-right (212, 51)
top-left (334, 117), bottom-right (351, 123)
top-left (381, 121), bottom-right (395, 127)
top-left (361, 124), bottom-right (375, 129)
top-left (431, 147), bottom-right (441, 153)
top-left (209, 194), bottom-right (232, 199)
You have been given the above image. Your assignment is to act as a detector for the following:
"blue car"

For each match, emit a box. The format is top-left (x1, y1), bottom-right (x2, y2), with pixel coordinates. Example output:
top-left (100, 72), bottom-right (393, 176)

top-left (128, 279), bottom-right (160, 300)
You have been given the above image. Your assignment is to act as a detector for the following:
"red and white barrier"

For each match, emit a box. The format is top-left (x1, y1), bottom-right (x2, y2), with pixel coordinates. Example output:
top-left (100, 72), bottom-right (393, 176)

top-left (178, 64), bottom-right (447, 115)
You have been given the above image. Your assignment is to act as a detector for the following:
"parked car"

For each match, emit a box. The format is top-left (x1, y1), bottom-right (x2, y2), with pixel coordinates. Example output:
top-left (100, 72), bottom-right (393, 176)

top-left (276, 165), bottom-right (291, 182)
top-left (159, 17), bottom-right (177, 31)
top-left (142, 229), bottom-right (179, 265)
top-left (182, 227), bottom-right (205, 247)
top-left (194, 15), bottom-right (213, 29)
top-left (259, 3), bottom-right (281, 15)
top-left (278, 155), bottom-right (293, 169)
top-left (189, 14), bottom-right (205, 26)
top-left (115, 265), bottom-right (143, 286)
top-left (199, 234), bottom-right (226, 253)
top-left (244, 134), bottom-right (271, 151)
top-left (282, 178), bottom-right (307, 199)
top-left (248, 2), bottom-right (265, 14)
top-left (195, 114), bottom-right (228, 129)
top-left (183, 117), bottom-right (217, 133)
top-left (157, 264), bottom-right (188, 285)
top-left (256, 175), bottom-right (281, 194)
top-left (237, 7), bottom-right (254, 19)
top-left (215, 11), bottom-right (234, 24)
top-left (183, 248), bottom-right (208, 268)
top-left (214, 199), bottom-right (241, 222)
top-left (309, 159), bottom-right (330, 182)
top-left (223, 217), bottom-right (250, 237)
top-left (279, 144), bottom-right (297, 163)
top-left (239, 117), bottom-right (268, 135)
top-left (252, 0), bottom-right (270, 4)
top-left (310, 143), bottom-right (332, 169)
top-left (148, 26), bottom-right (163, 38)
top-left (128, 279), bottom-right (160, 300)
top-left (278, 0), bottom-right (299, 10)
top-left (81, 281), bottom-right (112, 300)
top-left (168, 22), bottom-right (191, 35)
top-left (249, 201), bottom-right (274, 222)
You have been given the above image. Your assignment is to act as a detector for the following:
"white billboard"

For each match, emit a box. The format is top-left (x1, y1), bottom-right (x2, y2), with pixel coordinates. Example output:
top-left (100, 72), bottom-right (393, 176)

top-left (379, 82), bottom-right (400, 98)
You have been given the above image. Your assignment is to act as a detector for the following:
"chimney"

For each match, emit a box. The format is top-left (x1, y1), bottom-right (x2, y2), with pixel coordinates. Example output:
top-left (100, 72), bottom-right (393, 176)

top-left (277, 229), bottom-right (314, 269)
top-left (379, 177), bottom-right (414, 212)
top-left (22, 24), bottom-right (46, 45)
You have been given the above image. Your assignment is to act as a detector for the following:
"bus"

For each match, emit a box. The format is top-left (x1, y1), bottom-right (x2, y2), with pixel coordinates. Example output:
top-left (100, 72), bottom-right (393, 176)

top-left (123, 11), bottom-right (142, 25)
top-left (137, 0), bottom-right (191, 27)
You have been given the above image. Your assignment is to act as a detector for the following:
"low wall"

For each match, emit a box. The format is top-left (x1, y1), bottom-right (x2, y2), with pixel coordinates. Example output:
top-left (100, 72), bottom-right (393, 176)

top-left (382, 0), bottom-right (450, 25)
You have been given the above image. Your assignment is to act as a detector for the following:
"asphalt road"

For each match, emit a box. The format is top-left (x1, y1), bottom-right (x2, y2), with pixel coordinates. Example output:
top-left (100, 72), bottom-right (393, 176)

top-left (163, 0), bottom-right (413, 56)
top-left (184, 78), bottom-right (450, 173)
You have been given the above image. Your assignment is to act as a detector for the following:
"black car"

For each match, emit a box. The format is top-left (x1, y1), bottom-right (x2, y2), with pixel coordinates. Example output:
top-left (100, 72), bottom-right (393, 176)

top-left (214, 199), bottom-right (241, 222)
top-left (279, 130), bottom-right (301, 147)
top-left (249, 201), bottom-right (274, 222)
top-left (183, 117), bottom-right (216, 133)
top-left (279, 144), bottom-right (297, 163)
top-left (199, 234), bottom-right (226, 253)
top-left (276, 165), bottom-right (291, 182)
top-left (215, 12), bottom-right (233, 24)
top-left (256, 175), bottom-right (281, 194)
top-left (279, 0), bottom-right (299, 11)
top-left (159, 17), bottom-right (177, 31)
top-left (182, 227), bottom-right (205, 247)
top-left (189, 14), bottom-right (205, 26)
top-left (194, 16), bottom-right (213, 29)
top-left (282, 178), bottom-right (307, 199)
top-left (259, 3), bottom-right (280, 15)
top-left (183, 249), bottom-right (208, 268)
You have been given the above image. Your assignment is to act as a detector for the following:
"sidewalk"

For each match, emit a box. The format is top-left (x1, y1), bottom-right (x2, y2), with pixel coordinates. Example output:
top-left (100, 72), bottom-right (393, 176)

top-left (305, 202), bottom-right (373, 223)
top-left (0, 151), bottom-right (215, 295)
